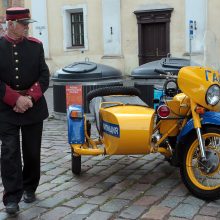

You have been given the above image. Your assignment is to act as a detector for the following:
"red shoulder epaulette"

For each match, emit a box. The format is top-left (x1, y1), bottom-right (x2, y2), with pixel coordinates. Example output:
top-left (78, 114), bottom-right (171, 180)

top-left (27, 37), bottom-right (42, 44)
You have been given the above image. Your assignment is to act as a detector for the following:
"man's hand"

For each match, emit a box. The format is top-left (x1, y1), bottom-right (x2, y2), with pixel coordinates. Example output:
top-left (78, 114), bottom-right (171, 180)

top-left (13, 96), bottom-right (33, 113)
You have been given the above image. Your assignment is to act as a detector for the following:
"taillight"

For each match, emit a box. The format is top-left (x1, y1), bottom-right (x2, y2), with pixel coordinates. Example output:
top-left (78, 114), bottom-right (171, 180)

top-left (195, 106), bottom-right (205, 114)
top-left (157, 105), bottom-right (170, 118)
top-left (70, 110), bottom-right (83, 118)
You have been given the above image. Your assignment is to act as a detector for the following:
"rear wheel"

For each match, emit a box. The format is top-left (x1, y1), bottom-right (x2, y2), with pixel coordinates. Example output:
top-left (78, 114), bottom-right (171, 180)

top-left (87, 86), bottom-right (141, 102)
top-left (180, 126), bottom-right (220, 200)
top-left (71, 148), bottom-right (81, 175)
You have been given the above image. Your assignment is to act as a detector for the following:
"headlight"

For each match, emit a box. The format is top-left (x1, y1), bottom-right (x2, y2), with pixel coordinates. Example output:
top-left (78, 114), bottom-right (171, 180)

top-left (206, 84), bottom-right (220, 106)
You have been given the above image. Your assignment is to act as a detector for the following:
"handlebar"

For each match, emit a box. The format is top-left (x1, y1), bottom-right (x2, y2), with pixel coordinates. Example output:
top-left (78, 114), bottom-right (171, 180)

top-left (154, 69), bottom-right (178, 79)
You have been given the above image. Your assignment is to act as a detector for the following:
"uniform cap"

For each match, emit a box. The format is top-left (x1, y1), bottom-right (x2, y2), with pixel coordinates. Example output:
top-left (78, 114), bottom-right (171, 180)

top-left (6, 7), bottom-right (36, 24)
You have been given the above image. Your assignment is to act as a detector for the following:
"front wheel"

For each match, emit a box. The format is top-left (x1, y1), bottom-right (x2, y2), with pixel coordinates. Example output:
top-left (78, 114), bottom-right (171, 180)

top-left (180, 126), bottom-right (220, 200)
top-left (71, 148), bottom-right (81, 175)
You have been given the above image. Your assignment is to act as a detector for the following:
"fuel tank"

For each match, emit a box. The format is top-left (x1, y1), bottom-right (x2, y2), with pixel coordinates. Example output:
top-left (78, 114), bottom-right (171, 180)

top-left (100, 105), bottom-right (155, 155)
top-left (167, 93), bottom-right (190, 116)
top-left (178, 66), bottom-right (220, 111)
top-left (159, 94), bottom-right (190, 136)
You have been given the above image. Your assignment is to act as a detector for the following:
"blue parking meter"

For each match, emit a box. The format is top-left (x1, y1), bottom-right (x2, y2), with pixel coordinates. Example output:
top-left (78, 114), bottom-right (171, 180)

top-left (189, 20), bottom-right (194, 40)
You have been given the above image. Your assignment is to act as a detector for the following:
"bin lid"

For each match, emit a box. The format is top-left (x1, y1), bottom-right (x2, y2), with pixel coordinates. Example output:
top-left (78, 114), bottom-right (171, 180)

top-left (62, 62), bottom-right (97, 73)
top-left (52, 61), bottom-right (122, 82)
top-left (131, 57), bottom-right (199, 79)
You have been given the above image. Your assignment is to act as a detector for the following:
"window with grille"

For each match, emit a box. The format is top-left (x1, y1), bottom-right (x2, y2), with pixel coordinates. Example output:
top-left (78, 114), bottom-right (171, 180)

top-left (70, 12), bottom-right (84, 47)
top-left (62, 5), bottom-right (88, 51)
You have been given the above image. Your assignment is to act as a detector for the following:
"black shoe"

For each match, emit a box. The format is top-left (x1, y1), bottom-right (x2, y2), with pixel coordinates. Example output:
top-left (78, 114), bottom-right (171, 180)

top-left (5, 202), bottom-right (19, 214)
top-left (23, 191), bottom-right (36, 203)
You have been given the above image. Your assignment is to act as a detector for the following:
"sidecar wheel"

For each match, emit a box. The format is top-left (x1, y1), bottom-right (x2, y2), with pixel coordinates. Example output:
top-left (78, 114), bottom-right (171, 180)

top-left (87, 86), bottom-right (141, 102)
top-left (180, 126), bottom-right (220, 200)
top-left (71, 149), bottom-right (81, 175)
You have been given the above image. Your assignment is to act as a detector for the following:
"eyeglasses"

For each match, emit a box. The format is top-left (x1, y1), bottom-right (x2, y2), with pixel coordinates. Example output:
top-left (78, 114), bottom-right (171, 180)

top-left (16, 21), bottom-right (30, 26)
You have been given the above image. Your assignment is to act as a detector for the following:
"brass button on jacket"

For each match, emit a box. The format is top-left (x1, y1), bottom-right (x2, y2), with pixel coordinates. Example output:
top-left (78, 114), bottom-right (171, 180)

top-left (0, 36), bottom-right (50, 125)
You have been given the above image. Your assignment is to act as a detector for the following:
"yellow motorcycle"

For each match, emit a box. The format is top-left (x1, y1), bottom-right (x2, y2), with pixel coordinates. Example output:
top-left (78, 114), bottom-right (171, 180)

top-left (67, 66), bottom-right (220, 200)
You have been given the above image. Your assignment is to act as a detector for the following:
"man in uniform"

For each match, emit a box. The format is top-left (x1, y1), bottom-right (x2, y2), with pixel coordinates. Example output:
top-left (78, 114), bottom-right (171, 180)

top-left (0, 7), bottom-right (49, 214)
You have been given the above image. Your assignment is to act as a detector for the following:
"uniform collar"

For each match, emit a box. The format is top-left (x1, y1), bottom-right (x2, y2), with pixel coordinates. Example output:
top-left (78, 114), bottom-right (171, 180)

top-left (4, 34), bottom-right (24, 44)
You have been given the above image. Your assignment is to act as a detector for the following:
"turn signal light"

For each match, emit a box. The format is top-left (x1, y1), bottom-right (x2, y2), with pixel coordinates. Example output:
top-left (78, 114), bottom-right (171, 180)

top-left (70, 110), bottom-right (83, 118)
top-left (157, 105), bottom-right (170, 118)
top-left (195, 106), bottom-right (205, 114)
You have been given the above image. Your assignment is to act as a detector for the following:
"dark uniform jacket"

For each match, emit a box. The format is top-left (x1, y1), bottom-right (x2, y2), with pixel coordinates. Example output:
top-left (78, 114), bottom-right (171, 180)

top-left (0, 35), bottom-right (49, 125)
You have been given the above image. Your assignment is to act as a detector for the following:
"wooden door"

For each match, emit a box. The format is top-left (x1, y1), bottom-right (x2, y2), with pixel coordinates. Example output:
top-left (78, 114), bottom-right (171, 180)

top-left (142, 22), bottom-right (168, 64)
top-left (134, 9), bottom-right (173, 65)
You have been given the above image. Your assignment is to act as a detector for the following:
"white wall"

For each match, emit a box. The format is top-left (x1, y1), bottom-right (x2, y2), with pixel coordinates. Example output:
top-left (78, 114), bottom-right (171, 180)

top-left (31, 0), bottom-right (49, 58)
top-left (102, 0), bottom-right (122, 56)
top-left (185, 0), bottom-right (207, 53)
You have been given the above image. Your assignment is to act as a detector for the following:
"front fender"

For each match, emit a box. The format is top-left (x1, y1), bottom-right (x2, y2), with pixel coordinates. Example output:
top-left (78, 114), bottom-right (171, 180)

top-left (177, 111), bottom-right (220, 142)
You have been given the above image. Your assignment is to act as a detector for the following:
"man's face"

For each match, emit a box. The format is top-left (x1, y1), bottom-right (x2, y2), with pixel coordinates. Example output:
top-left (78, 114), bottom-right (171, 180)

top-left (9, 21), bottom-right (29, 38)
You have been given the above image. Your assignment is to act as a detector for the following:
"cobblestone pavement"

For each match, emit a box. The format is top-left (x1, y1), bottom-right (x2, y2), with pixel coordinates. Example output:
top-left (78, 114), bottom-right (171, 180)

top-left (0, 86), bottom-right (219, 220)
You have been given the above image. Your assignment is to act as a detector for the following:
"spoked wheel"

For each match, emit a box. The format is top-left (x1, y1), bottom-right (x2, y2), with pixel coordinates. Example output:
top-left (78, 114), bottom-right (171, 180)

top-left (180, 126), bottom-right (220, 200)
top-left (71, 148), bottom-right (81, 175)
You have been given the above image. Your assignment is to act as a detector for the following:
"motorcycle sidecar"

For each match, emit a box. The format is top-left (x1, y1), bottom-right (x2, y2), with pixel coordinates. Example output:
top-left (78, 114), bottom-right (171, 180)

top-left (67, 87), bottom-right (155, 174)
